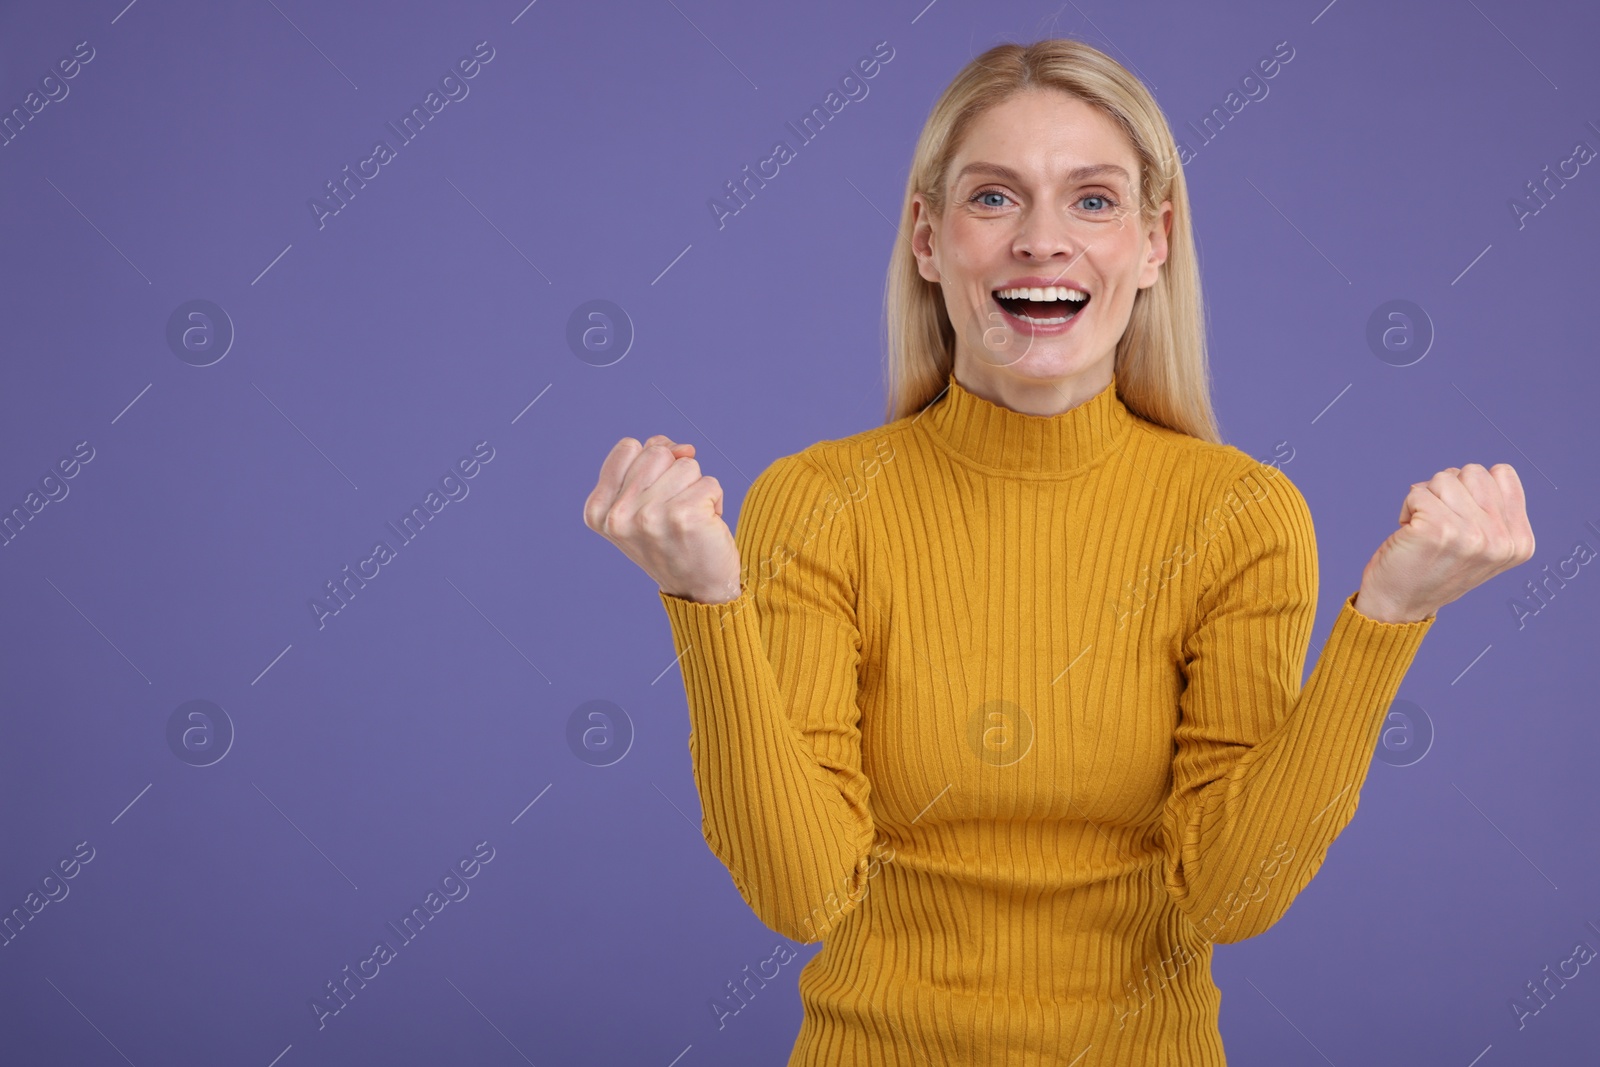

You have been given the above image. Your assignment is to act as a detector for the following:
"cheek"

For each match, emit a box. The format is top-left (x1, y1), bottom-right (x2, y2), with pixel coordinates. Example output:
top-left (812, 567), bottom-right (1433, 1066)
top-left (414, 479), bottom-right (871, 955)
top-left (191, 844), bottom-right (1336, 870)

top-left (936, 253), bottom-right (986, 305)
top-left (1086, 250), bottom-right (1142, 304)
top-left (942, 238), bottom-right (989, 280)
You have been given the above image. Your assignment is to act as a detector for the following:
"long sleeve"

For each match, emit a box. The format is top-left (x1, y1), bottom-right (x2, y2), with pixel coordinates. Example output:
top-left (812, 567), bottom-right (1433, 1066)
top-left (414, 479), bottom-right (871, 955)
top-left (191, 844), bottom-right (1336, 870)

top-left (635, 369), bottom-right (1444, 1063)
top-left (657, 451), bottom-right (878, 944)
top-left (1157, 460), bottom-right (1435, 944)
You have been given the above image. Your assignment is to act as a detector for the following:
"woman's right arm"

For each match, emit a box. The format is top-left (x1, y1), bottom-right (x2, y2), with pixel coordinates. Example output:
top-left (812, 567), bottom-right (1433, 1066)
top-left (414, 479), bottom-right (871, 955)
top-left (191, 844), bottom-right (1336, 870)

top-left (585, 438), bottom-right (881, 943)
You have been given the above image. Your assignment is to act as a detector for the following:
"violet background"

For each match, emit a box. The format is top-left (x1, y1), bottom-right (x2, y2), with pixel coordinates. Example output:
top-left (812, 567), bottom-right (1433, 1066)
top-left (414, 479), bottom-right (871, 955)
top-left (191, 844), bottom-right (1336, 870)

top-left (1, 0), bottom-right (1596, 1064)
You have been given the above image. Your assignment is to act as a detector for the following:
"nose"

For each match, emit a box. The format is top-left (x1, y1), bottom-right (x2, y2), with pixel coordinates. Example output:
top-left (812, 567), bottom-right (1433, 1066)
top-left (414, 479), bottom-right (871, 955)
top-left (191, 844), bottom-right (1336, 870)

top-left (1012, 203), bottom-right (1084, 262)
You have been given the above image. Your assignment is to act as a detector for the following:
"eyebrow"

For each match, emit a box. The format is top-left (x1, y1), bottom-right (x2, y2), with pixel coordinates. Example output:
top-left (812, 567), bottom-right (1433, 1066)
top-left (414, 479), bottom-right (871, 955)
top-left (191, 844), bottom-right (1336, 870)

top-left (953, 161), bottom-right (1132, 187)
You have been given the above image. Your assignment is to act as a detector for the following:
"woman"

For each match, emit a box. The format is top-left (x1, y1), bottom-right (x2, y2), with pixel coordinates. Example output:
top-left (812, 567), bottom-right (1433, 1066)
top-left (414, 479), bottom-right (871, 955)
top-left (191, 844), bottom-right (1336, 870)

top-left (584, 37), bottom-right (1533, 1066)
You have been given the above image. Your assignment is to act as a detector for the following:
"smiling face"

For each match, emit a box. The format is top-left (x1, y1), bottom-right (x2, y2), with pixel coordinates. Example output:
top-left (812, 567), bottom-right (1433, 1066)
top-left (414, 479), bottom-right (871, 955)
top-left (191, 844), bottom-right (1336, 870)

top-left (911, 89), bottom-right (1172, 407)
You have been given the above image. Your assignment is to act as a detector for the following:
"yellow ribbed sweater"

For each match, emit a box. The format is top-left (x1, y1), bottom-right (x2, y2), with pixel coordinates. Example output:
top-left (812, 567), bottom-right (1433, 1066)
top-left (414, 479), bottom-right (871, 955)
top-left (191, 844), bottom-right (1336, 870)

top-left (658, 369), bottom-right (1434, 1066)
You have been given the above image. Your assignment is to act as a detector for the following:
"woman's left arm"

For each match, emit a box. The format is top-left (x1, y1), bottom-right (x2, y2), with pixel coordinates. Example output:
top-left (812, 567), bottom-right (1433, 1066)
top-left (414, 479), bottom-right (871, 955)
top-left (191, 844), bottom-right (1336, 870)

top-left (1158, 461), bottom-right (1533, 945)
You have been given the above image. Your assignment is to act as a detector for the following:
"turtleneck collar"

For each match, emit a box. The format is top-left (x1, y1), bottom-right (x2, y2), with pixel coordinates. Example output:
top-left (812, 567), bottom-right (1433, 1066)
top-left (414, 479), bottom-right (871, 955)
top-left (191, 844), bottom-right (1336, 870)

top-left (916, 367), bottom-right (1135, 477)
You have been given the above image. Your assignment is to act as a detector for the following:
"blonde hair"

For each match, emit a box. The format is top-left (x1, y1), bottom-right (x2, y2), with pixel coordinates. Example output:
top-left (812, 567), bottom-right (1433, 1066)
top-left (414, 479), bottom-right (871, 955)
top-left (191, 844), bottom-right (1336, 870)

top-left (883, 37), bottom-right (1220, 444)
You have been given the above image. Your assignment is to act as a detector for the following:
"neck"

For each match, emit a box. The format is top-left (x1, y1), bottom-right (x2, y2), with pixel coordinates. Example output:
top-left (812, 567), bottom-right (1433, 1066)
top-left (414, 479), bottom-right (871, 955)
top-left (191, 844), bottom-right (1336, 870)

top-left (951, 357), bottom-right (1116, 419)
top-left (917, 363), bottom-right (1134, 478)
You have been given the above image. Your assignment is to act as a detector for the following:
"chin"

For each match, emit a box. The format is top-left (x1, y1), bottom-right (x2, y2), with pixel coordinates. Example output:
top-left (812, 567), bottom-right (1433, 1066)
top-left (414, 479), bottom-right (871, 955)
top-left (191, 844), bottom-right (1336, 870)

top-left (984, 343), bottom-right (1102, 381)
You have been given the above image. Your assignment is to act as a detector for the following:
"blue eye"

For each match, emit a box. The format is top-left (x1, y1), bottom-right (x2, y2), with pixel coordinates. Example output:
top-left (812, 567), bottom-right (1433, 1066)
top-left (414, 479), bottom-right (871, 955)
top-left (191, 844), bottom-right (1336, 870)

top-left (967, 187), bottom-right (1120, 213)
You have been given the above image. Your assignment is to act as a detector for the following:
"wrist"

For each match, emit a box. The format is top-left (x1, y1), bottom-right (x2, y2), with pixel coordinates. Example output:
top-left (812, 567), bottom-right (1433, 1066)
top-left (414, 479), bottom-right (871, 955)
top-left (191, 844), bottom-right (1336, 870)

top-left (663, 577), bottom-right (743, 605)
top-left (1353, 588), bottom-right (1432, 624)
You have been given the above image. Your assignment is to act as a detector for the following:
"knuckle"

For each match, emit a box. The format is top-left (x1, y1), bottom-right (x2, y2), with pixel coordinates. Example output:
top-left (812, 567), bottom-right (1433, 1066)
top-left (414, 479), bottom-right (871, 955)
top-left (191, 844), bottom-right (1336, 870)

top-left (636, 501), bottom-right (668, 533)
top-left (660, 504), bottom-right (694, 532)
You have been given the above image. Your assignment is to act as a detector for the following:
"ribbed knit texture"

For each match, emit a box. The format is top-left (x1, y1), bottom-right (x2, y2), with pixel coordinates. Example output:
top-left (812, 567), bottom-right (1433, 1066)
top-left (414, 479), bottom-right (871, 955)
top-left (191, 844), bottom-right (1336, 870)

top-left (657, 369), bottom-right (1434, 1066)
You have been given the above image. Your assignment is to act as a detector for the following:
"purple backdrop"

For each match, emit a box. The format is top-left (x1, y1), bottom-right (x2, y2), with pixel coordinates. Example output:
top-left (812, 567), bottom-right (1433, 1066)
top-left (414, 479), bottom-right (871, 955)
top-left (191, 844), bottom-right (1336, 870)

top-left (2, 0), bottom-right (1596, 1063)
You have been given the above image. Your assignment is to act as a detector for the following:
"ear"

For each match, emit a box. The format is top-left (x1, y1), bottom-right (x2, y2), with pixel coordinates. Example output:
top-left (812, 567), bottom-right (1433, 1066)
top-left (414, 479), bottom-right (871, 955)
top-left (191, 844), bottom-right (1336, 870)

top-left (910, 193), bottom-right (941, 284)
top-left (1138, 199), bottom-right (1172, 289)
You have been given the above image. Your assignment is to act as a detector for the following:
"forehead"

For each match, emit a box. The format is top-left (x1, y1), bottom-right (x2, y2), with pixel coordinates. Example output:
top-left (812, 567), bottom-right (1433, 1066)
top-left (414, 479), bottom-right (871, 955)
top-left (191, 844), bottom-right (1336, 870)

top-left (949, 90), bottom-right (1138, 186)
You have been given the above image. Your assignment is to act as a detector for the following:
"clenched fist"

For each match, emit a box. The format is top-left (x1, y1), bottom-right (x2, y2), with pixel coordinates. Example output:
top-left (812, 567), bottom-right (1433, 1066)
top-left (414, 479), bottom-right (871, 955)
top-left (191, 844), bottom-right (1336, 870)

top-left (1353, 463), bottom-right (1536, 624)
top-left (583, 434), bottom-right (744, 605)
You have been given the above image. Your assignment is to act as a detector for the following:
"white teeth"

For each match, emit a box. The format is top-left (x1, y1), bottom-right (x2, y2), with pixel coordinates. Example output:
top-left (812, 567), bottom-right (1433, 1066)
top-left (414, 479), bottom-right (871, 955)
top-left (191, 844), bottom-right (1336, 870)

top-left (995, 285), bottom-right (1087, 302)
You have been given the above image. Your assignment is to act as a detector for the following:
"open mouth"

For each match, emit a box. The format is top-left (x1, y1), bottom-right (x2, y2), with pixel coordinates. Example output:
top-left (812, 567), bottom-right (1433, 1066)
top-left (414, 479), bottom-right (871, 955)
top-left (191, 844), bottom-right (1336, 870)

top-left (992, 286), bottom-right (1089, 325)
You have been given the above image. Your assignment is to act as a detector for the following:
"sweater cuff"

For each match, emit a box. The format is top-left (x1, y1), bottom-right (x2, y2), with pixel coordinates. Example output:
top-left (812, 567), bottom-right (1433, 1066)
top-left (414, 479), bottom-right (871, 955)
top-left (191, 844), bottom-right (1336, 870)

top-left (658, 581), bottom-right (758, 641)
top-left (1328, 588), bottom-right (1434, 675)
